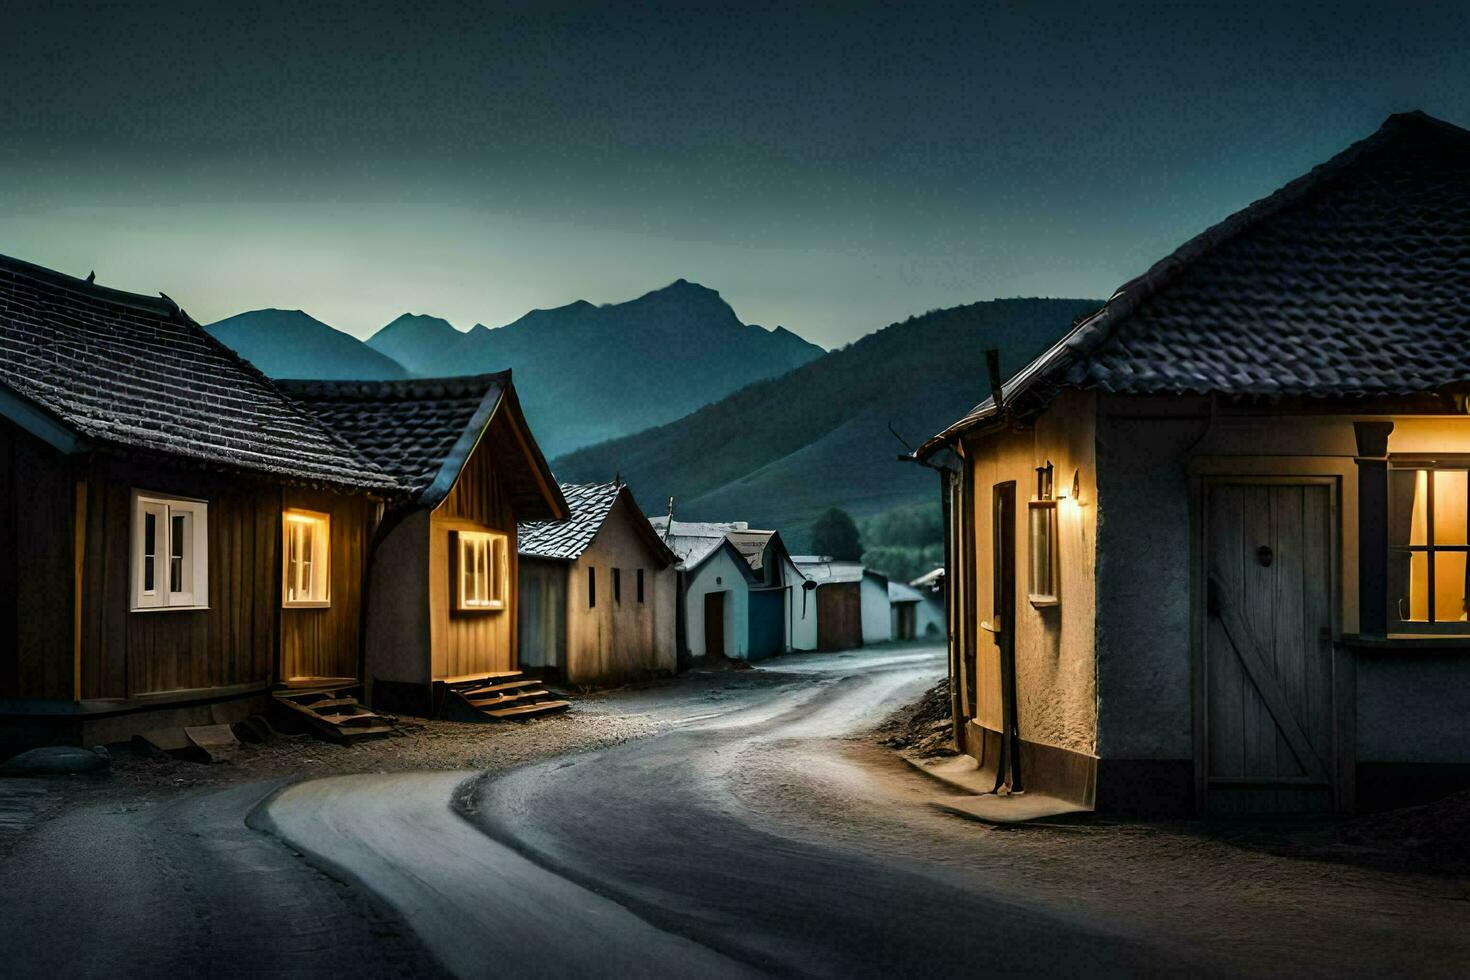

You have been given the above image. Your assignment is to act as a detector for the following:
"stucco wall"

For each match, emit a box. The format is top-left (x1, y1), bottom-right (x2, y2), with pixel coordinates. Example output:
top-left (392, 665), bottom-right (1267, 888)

top-left (861, 574), bottom-right (891, 645)
top-left (365, 508), bottom-right (431, 687)
top-left (784, 556), bottom-right (818, 651)
top-left (1095, 399), bottom-right (1470, 769)
top-left (682, 548), bottom-right (750, 659)
top-left (964, 388), bottom-right (1098, 756)
top-left (563, 496), bottom-right (677, 683)
top-left (1356, 652), bottom-right (1470, 763)
top-left (914, 595), bottom-right (945, 637)
top-left (1093, 413), bottom-right (1201, 760)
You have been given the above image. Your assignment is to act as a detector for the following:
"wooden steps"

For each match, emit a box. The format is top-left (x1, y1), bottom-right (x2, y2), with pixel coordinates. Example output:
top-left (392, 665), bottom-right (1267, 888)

top-left (444, 671), bottom-right (571, 721)
top-left (273, 686), bottom-right (396, 743)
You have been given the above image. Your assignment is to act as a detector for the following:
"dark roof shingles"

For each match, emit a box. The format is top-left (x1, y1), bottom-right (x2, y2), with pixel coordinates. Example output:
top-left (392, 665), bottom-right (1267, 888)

top-left (0, 256), bottom-right (393, 488)
top-left (924, 112), bottom-right (1470, 451)
top-left (281, 375), bottom-right (506, 496)
top-left (518, 482), bottom-right (623, 560)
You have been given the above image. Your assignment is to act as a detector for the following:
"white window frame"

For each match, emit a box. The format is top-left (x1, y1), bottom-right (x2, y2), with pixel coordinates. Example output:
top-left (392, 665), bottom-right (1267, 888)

top-left (131, 491), bottom-right (209, 612)
top-left (455, 529), bottom-right (508, 612)
top-left (282, 509), bottom-right (332, 609)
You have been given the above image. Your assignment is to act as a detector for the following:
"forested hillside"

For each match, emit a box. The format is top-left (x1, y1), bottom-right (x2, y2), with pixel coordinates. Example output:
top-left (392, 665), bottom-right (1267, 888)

top-left (554, 297), bottom-right (1100, 549)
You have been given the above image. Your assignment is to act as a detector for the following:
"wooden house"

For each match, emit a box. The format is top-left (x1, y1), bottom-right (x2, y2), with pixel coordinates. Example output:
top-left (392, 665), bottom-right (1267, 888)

top-left (917, 111), bottom-right (1470, 816)
top-left (517, 482), bottom-right (678, 685)
top-left (653, 520), bottom-right (759, 661)
top-left (283, 374), bottom-right (570, 719)
top-left (0, 255), bottom-right (398, 752)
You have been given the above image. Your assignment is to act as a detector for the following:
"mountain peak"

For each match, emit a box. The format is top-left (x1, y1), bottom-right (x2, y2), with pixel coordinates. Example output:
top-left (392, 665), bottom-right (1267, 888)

top-left (366, 312), bottom-right (466, 372)
top-left (203, 308), bottom-right (408, 381)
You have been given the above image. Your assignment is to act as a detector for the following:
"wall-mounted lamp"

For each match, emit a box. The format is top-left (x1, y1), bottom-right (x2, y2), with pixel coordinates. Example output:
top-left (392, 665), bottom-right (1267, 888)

top-left (1035, 461), bottom-right (1054, 500)
top-left (1071, 468), bottom-right (1085, 506)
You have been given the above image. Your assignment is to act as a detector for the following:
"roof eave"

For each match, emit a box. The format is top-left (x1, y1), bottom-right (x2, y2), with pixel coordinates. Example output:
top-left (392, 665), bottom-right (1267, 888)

top-left (0, 380), bottom-right (88, 454)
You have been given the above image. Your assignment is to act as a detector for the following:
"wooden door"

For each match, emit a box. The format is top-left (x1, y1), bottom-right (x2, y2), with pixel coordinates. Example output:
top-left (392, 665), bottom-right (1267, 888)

top-left (748, 588), bottom-right (784, 660)
top-left (817, 583), bottom-right (863, 650)
top-left (704, 591), bottom-right (725, 658)
top-left (1202, 482), bottom-right (1335, 813)
top-left (988, 482), bottom-right (1022, 792)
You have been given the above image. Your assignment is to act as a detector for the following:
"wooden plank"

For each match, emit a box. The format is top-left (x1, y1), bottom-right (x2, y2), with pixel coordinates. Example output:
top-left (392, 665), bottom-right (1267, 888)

top-left (1240, 486), bottom-right (1275, 784)
top-left (73, 477), bottom-right (87, 701)
top-left (1209, 575), bottom-right (1330, 780)
top-left (0, 425), bottom-right (17, 698)
top-left (1206, 484), bottom-right (1246, 779)
top-left (1301, 486), bottom-right (1334, 767)
top-left (1271, 486), bottom-right (1307, 784)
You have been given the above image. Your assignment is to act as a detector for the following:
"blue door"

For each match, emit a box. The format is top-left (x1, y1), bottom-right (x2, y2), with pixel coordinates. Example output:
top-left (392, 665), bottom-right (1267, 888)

top-left (748, 588), bottom-right (785, 661)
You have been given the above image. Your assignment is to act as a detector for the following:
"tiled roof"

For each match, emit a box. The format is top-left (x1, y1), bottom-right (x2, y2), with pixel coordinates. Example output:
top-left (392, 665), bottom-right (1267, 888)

top-left (663, 533), bottom-right (728, 569)
top-left (648, 518), bottom-right (778, 572)
top-left (0, 254), bottom-right (394, 489)
top-left (519, 482), bottom-right (622, 560)
top-left (282, 373), bottom-right (568, 520)
top-left (922, 111), bottom-right (1470, 454)
top-left (791, 556), bottom-right (866, 585)
top-left (888, 581), bottom-right (928, 604)
top-left (519, 482), bottom-right (676, 564)
top-left (282, 375), bottom-right (501, 497)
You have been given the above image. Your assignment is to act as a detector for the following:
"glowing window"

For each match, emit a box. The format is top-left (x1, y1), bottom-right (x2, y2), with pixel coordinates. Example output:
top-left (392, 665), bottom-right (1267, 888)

top-left (1027, 462), bottom-right (1059, 606)
top-left (283, 510), bottom-right (331, 607)
top-left (1391, 466), bottom-right (1469, 627)
top-left (131, 491), bottom-right (208, 611)
top-left (456, 530), bottom-right (508, 611)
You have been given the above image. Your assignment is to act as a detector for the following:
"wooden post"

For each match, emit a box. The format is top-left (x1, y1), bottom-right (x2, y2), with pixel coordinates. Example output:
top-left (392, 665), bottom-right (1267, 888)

top-left (72, 476), bottom-right (87, 702)
top-left (1353, 421), bottom-right (1393, 638)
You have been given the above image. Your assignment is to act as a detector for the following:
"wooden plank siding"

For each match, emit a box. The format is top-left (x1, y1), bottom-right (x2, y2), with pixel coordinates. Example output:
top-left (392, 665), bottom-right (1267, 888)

top-left (0, 421), bottom-right (76, 699)
top-left (280, 488), bottom-right (375, 681)
top-left (80, 457), bottom-right (279, 698)
top-left (429, 439), bottom-right (520, 679)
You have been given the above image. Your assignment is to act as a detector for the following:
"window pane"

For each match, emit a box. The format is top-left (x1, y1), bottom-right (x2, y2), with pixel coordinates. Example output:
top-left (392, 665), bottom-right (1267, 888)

top-left (170, 513), bottom-right (187, 593)
top-left (1434, 470), bottom-right (1468, 545)
top-left (1028, 505), bottom-right (1053, 597)
top-left (1391, 550), bottom-right (1418, 623)
top-left (144, 512), bottom-right (156, 592)
top-left (1399, 550), bottom-right (1430, 622)
top-left (1389, 469), bottom-right (1426, 547)
top-left (1435, 551), bottom-right (1468, 622)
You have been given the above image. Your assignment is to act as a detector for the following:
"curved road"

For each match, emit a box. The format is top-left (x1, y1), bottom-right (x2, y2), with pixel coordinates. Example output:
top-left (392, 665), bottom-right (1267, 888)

top-left (265, 647), bottom-right (1182, 977)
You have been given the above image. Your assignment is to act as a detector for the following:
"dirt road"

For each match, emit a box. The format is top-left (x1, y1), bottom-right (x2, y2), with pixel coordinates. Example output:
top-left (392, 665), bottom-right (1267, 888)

top-left (5, 644), bottom-right (1468, 977)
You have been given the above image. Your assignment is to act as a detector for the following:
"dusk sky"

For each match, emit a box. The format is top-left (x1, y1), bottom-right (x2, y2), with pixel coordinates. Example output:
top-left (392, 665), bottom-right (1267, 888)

top-left (3, 1), bottom-right (1468, 348)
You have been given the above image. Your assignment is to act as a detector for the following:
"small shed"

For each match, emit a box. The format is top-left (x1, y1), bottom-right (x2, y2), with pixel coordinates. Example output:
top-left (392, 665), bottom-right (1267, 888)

top-left (791, 556), bottom-right (877, 651)
top-left (517, 482), bottom-right (678, 685)
top-left (285, 373), bottom-right (569, 718)
top-left (888, 580), bottom-right (944, 640)
top-left (654, 520), bottom-right (759, 661)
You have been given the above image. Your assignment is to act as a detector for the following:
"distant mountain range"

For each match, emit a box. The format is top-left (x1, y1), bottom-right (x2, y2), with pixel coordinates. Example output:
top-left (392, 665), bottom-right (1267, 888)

top-left (553, 298), bottom-right (1101, 549)
top-left (205, 309), bottom-right (408, 380)
top-left (207, 280), bottom-right (823, 458)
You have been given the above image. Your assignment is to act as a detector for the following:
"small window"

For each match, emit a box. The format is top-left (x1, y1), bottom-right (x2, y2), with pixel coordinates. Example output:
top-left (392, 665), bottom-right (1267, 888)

top-left (613, 568), bottom-right (622, 604)
top-left (132, 491), bottom-right (208, 611)
top-left (588, 566), bottom-right (597, 608)
top-left (455, 530), bottom-right (508, 611)
top-left (637, 568), bottom-right (645, 603)
top-left (1028, 462), bottom-right (1058, 606)
top-left (283, 510), bottom-right (331, 608)
top-left (1391, 465), bottom-right (1470, 629)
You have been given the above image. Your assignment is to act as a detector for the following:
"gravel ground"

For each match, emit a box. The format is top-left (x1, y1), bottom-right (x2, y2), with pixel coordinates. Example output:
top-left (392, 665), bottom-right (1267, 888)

top-left (0, 664), bottom-right (800, 857)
